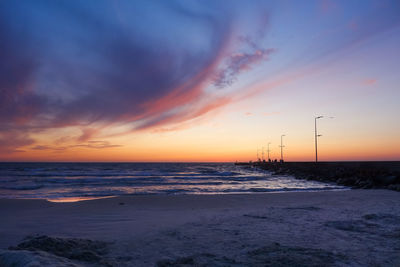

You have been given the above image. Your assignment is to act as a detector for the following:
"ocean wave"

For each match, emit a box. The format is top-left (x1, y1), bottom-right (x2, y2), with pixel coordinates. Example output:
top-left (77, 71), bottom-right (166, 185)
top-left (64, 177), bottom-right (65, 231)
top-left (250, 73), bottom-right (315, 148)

top-left (0, 163), bottom-right (347, 200)
top-left (23, 175), bottom-right (267, 186)
top-left (4, 172), bottom-right (246, 178)
top-left (0, 184), bottom-right (44, 190)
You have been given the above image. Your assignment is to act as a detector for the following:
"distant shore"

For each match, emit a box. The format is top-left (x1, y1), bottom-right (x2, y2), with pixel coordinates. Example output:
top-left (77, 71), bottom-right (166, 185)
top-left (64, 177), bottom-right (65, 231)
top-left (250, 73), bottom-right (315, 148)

top-left (237, 161), bottom-right (400, 191)
top-left (1, 190), bottom-right (400, 266)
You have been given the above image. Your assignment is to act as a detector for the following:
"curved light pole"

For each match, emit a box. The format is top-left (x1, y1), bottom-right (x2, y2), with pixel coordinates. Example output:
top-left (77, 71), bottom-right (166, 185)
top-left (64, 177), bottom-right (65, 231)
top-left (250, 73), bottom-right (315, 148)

top-left (257, 148), bottom-right (259, 162)
top-left (315, 116), bottom-right (323, 162)
top-left (262, 147), bottom-right (265, 161)
top-left (315, 116), bottom-right (334, 162)
top-left (280, 135), bottom-right (286, 162)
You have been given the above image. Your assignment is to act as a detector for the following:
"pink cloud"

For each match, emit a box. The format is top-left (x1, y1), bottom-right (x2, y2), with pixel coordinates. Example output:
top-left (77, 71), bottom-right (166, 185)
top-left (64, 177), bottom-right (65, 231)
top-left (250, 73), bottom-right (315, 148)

top-left (0, 131), bottom-right (35, 154)
top-left (151, 97), bottom-right (233, 133)
top-left (363, 79), bottom-right (377, 85)
top-left (77, 127), bottom-right (102, 142)
top-left (31, 140), bottom-right (121, 152)
top-left (135, 96), bottom-right (233, 133)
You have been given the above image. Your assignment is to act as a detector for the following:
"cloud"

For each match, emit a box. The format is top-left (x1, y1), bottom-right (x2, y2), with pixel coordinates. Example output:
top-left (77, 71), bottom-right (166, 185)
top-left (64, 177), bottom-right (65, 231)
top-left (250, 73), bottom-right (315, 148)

top-left (362, 79), bottom-right (377, 85)
top-left (31, 141), bottom-right (121, 151)
top-left (213, 38), bottom-right (275, 88)
top-left (77, 128), bottom-right (103, 142)
top-left (150, 96), bottom-right (232, 133)
top-left (31, 145), bottom-right (67, 151)
top-left (133, 96), bottom-right (232, 132)
top-left (71, 141), bottom-right (122, 149)
top-left (0, 13), bottom-right (48, 128)
top-left (0, 0), bottom-right (243, 153)
top-left (0, 131), bottom-right (35, 153)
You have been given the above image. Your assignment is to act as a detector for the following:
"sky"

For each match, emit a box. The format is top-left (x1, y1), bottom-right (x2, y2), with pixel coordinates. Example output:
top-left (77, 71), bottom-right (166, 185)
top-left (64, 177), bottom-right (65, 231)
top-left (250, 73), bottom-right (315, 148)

top-left (0, 0), bottom-right (399, 162)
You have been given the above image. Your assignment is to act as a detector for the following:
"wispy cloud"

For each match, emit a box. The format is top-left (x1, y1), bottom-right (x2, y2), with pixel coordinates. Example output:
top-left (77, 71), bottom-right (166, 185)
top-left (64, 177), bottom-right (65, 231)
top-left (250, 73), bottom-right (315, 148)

top-left (362, 79), bottom-right (377, 85)
top-left (72, 141), bottom-right (122, 149)
top-left (31, 141), bottom-right (121, 152)
top-left (213, 35), bottom-right (275, 88)
top-left (31, 145), bottom-right (67, 151)
top-left (0, 131), bottom-right (35, 153)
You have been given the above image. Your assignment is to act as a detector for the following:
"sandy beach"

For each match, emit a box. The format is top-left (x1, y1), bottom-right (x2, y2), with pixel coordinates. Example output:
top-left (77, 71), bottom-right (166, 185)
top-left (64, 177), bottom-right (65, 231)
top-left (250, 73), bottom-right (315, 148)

top-left (1, 189), bottom-right (400, 266)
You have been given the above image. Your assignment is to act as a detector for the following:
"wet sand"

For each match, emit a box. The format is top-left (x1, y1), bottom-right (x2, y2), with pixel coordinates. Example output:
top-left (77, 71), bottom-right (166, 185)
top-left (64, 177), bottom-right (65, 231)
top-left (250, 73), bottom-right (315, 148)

top-left (1, 190), bottom-right (400, 266)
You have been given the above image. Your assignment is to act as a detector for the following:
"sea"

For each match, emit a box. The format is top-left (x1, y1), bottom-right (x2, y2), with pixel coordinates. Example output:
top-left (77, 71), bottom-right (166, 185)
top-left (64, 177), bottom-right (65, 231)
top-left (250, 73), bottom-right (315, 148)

top-left (0, 162), bottom-right (345, 202)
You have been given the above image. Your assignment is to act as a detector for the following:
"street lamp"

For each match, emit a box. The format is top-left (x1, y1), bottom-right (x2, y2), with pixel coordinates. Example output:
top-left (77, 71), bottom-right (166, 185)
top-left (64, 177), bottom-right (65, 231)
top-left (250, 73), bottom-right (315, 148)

top-left (315, 116), bottom-right (323, 162)
top-left (267, 142), bottom-right (271, 162)
top-left (280, 135), bottom-right (286, 162)
top-left (262, 147), bottom-right (265, 161)
top-left (315, 116), bottom-right (334, 162)
top-left (257, 148), bottom-right (259, 162)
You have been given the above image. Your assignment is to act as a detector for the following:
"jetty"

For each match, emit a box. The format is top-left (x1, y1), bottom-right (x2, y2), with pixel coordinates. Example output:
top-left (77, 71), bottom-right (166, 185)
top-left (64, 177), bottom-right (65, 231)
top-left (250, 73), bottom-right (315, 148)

top-left (235, 161), bottom-right (400, 191)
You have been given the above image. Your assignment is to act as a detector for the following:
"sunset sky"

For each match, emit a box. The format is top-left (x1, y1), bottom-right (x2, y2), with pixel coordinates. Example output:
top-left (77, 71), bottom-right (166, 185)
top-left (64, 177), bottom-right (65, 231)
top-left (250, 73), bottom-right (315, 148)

top-left (1, 0), bottom-right (399, 162)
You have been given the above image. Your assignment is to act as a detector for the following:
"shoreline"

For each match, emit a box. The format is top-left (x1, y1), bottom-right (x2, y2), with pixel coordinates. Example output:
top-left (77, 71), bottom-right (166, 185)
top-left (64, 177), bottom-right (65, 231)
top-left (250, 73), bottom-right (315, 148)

top-left (1, 189), bottom-right (399, 266)
top-left (0, 187), bottom-right (350, 203)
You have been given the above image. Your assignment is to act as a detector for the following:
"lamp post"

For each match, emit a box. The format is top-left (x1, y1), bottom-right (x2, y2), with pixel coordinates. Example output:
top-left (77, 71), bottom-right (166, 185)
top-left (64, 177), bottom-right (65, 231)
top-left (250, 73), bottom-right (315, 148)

top-left (267, 142), bottom-right (271, 162)
top-left (280, 135), bottom-right (285, 162)
top-left (315, 116), bottom-right (323, 162)
top-left (262, 147), bottom-right (265, 161)
top-left (315, 116), bottom-right (334, 162)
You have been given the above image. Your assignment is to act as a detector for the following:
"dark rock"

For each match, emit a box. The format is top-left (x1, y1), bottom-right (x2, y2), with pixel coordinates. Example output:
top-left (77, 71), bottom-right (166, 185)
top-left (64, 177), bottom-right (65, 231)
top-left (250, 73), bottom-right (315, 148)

top-left (0, 249), bottom-right (81, 267)
top-left (248, 161), bottom-right (400, 191)
top-left (378, 175), bottom-right (398, 185)
top-left (9, 235), bottom-right (109, 264)
top-left (358, 180), bottom-right (373, 189)
top-left (69, 250), bottom-right (101, 262)
top-left (388, 184), bottom-right (400, 191)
